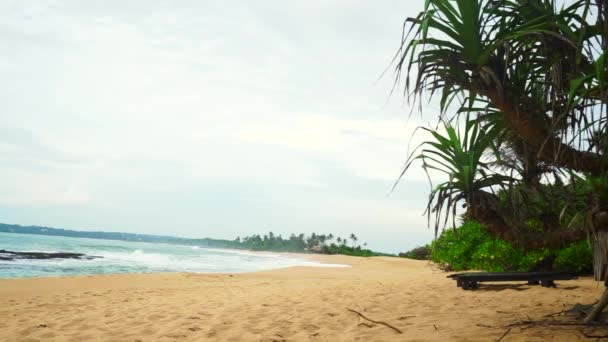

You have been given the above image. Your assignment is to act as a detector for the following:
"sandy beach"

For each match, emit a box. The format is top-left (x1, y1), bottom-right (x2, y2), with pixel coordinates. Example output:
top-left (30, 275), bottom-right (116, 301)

top-left (1, 255), bottom-right (606, 341)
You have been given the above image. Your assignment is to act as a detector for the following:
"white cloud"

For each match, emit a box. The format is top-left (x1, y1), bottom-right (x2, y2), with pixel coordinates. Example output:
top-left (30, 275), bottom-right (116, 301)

top-left (0, 0), bottom-right (439, 253)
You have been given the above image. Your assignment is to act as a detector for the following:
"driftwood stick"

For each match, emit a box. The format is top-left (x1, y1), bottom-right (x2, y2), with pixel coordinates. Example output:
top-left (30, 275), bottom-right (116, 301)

top-left (544, 309), bottom-right (568, 317)
top-left (505, 320), bottom-right (608, 328)
top-left (496, 328), bottom-right (511, 342)
top-left (347, 308), bottom-right (403, 334)
top-left (578, 329), bottom-right (608, 339)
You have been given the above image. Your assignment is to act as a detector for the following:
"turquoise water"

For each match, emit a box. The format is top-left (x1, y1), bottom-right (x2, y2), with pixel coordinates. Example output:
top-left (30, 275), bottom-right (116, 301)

top-left (0, 233), bottom-right (347, 278)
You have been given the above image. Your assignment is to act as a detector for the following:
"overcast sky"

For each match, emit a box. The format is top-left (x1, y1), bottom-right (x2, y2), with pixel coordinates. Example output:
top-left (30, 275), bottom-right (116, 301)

top-left (0, 0), bottom-right (443, 253)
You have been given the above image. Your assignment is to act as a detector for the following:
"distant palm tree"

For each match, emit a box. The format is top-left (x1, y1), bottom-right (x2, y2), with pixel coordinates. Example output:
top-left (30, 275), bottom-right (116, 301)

top-left (349, 234), bottom-right (357, 247)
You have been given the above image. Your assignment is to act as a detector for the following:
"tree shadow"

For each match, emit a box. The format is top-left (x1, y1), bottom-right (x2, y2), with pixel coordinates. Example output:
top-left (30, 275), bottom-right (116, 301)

top-left (559, 286), bottom-right (580, 290)
top-left (474, 284), bottom-right (532, 292)
top-left (474, 283), bottom-right (580, 292)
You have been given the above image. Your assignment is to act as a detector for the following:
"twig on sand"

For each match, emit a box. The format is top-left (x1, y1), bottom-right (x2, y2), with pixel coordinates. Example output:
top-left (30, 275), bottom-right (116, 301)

top-left (544, 309), bottom-right (568, 317)
top-left (578, 329), bottom-right (608, 339)
top-left (347, 308), bottom-right (403, 334)
top-left (495, 328), bottom-right (511, 342)
top-left (505, 320), bottom-right (608, 328)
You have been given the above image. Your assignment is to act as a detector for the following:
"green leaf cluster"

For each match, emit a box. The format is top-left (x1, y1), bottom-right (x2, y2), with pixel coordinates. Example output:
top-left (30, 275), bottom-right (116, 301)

top-left (430, 221), bottom-right (592, 272)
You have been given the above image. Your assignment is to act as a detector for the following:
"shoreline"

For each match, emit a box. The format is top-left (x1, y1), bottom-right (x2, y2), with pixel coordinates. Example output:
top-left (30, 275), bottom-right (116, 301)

top-left (0, 251), bottom-right (354, 281)
top-left (1, 255), bottom-right (605, 341)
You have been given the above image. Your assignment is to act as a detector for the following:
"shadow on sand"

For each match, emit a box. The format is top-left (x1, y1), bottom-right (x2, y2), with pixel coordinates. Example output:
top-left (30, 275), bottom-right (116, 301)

top-left (473, 284), bottom-right (580, 292)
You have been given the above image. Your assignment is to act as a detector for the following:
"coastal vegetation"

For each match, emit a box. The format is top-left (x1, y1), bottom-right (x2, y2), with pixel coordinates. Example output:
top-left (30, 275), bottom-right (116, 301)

top-left (0, 223), bottom-right (383, 257)
top-left (394, 0), bottom-right (608, 322)
top-left (233, 232), bottom-right (381, 256)
top-left (418, 221), bottom-right (593, 273)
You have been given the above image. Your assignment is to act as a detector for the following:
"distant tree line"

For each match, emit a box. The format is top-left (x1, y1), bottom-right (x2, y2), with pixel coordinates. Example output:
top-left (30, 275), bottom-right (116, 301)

top-left (230, 232), bottom-right (381, 256)
top-left (0, 223), bottom-right (388, 257)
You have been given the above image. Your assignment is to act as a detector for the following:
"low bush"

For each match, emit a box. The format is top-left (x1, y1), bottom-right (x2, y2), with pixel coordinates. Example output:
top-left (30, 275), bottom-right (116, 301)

top-left (430, 220), bottom-right (592, 273)
top-left (322, 244), bottom-right (377, 257)
top-left (470, 239), bottom-right (520, 272)
top-left (554, 240), bottom-right (593, 273)
top-left (430, 221), bottom-right (490, 270)
top-left (399, 245), bottom-right (431, 260)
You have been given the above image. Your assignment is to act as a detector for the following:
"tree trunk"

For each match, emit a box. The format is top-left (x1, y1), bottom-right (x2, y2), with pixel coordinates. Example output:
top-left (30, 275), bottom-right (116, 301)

top-left (468, 192), bottom-right (586, 250)
top-left (585, 286), bottom-right (608, 323)
top-left (483, 87), bottom-right (607, 177)
top-left (593, 230), bottom-right (608, 282)
top-left (583, 209), bottom-right (608, 322)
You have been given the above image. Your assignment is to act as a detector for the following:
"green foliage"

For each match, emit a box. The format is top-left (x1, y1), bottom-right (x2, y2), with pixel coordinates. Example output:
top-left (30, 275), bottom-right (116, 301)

top-left (232, 232), bottom-right (384, 257)
top-left (397, 119), bottom-right (509, 235)
top-left (431, 221), bottom-right (592, 272)
top-left (471, 240), bottom-right (520, 272)
top-left (518, 249), bottom-right (553, 271)
top-left (399, 245), bottom-right (431, 260)
top-left (554, 240), bottom-right (593, 274)
top-left (494, 176), bottom-right (603, 233)
top-left (323, 244), bottom-right (377, 257)
top-left (430, 221), bottom-right (490, 270)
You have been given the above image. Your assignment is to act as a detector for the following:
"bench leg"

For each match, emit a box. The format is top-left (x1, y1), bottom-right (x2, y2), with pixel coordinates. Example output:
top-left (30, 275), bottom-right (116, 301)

top-left (528, 280), bottom-right (539, 285)
top-left (541, 280), bottom-right (555, 287)
top-left (462, 280), bottom-right (479, 290)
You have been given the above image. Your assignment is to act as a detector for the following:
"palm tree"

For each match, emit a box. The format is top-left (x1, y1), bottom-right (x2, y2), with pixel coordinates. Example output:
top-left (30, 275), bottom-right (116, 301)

top-left (395, 0), bottom-right (608, 321)
top-left (349, 234), bottom-right (358, 247)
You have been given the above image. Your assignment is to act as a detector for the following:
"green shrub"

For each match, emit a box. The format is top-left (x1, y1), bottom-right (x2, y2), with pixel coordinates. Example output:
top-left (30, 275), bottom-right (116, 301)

top-left (517, 248), bottom-right (552, 271)
top-left (470, 239), bottom-right (521, 272)
top-left (399, 245), bottom-right (431, 260)
top-left (430, 221), bottom-right (490, 270)
top-left (554, 240), bottom-right (593, 273)
top-left (323, 244), bottom-right (376, 257)
top-left (431, 220), bottom-right (592, 273)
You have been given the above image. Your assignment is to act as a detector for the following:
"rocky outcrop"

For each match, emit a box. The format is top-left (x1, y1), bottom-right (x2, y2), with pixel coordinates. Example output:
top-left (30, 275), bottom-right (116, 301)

top-left (0, 249), bottom-right (101, 261)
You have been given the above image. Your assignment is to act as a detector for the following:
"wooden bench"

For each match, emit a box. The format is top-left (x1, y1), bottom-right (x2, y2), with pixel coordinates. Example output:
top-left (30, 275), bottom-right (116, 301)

top-left (448, 271), bottom-right (578, 290)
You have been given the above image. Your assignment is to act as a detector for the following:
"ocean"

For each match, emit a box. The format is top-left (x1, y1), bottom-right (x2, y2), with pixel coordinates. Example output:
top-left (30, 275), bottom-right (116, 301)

top-left (0, 232), bottom-right (347, 278)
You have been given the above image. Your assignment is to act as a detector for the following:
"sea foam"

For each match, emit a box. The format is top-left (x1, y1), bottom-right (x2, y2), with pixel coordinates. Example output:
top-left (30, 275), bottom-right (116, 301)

top-left (0, 232), bottom-right (349, 278)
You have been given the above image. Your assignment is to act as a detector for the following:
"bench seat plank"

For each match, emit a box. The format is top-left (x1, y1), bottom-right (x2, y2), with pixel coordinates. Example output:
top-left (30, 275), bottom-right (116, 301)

top-left (448, 271), bottom-right (577, 282)
top-left (448, 271), bottom-right (578, 290)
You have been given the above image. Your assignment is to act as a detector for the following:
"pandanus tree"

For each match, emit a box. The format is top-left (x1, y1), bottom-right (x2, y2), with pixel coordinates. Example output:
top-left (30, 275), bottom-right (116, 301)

top-left (394, 0), bottom-right (608, 321)
top-left (399, 118), bottom-right (512, 237)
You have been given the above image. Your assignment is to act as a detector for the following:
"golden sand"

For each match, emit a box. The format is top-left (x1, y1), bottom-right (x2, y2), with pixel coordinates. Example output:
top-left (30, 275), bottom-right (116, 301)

top-left (0, 255), bottom-right (606, 341)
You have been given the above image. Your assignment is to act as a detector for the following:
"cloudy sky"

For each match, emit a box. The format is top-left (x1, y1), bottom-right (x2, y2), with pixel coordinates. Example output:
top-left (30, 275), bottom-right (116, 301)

top-left (0, 0), bottom-right (442, 253)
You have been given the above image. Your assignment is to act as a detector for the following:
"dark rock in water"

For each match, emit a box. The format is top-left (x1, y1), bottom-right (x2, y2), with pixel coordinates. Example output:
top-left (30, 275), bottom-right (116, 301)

top-left (0, 249), bottom-right (102, 261)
